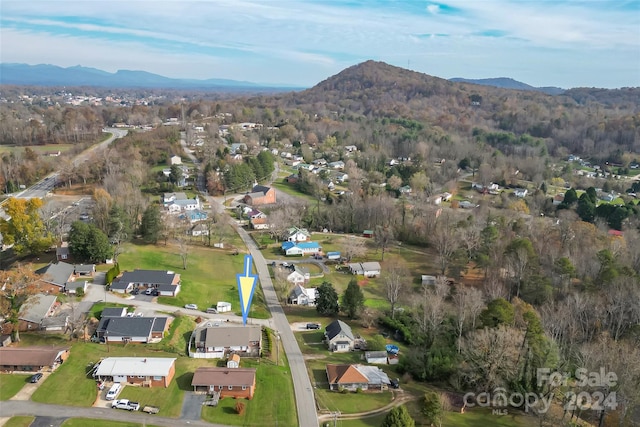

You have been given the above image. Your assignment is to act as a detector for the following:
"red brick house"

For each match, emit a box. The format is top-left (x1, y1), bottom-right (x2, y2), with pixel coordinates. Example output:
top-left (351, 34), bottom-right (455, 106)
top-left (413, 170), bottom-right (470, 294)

top-left (0, 346), bottom-right (70, 372)
top-left (191, 367), bottom-right (256, 399)
top-left (243, 185), bottom-right (276, 205)
top-left (94, 357), bottom-right (176, 387)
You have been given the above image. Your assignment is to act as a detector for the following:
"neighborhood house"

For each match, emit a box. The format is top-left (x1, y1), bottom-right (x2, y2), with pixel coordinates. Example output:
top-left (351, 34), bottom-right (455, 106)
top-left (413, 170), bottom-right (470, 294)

top-left (194, 325), bottom-right (261, 358)
top-left (94, 357), bottom-right (176, 388)
top-left (191, 367), bottom-right (257, 399)
top-left (110, 270), bottom-right (181, 297)
top-left (35, 262), bottom-right (95, 293)
top-left (285, 227), bottom-right (311, 242)
top-left (243, 185), bottom-right (276, 206)
top-left (281, 241), bottom-right (321, 256)
top-left (348, 262), bottom-right (381, 278)
top-left (0, 346), bottom-right (70, 372)
top-left (96, 315), bottom-right (169, 343)
top-left (326, 364), bottom-right (391, 392)
top-left (325, 320), bottom-right (355, 352)
top-left (288, 284), bottom-right (317, 305)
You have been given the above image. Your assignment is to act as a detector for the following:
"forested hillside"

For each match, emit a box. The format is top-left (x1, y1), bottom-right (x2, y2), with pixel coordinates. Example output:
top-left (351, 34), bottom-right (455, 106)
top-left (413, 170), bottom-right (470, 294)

top-left (1, 60), bottom-right (639, 426)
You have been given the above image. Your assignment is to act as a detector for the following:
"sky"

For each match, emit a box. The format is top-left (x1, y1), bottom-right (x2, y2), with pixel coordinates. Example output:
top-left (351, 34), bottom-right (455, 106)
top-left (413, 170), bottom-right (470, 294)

top-left (1, 1), bottom-right (639, 89)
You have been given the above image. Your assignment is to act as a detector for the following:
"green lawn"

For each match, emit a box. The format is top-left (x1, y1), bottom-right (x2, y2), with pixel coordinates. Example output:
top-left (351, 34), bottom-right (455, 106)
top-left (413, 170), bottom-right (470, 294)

top-left (335, 414), bottom-right (387, 427)
top-left (316, 389), bottom-right (393, 414)
top-left (28, 334), bottom-right (201, 410)
top-left (116, 243), bottom-right (269, 319)
top-left (201, 359), bottom-right (297, 426)
top-left (443, 407), bottom-right (530, 426)
top-left (0, 374), bottom-right (31, 400)
top-left (271, 180), bottom-right (316, 204)
top-left (0, 143), bottom-right (75, 155)
top-left (3, 416), bottom-right (35, 427)
top-left (118, 357), bottom-right (211, 418)
top-left (61, 419), bottom-right (162, 427)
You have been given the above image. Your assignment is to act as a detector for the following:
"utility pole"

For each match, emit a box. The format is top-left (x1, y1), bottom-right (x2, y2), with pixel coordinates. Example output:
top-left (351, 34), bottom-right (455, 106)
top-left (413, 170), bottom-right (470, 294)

top-left (276, 333), bottom-right (280, 366)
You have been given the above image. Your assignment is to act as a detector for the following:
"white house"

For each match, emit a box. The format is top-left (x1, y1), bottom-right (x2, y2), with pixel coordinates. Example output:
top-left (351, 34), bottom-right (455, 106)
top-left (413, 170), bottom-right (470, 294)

top-left (514, 188), bottom-right (528, 198)
top-left (285, 227), bottom-right (311, 242)
top-left (365, 351), bottom-right (388, 364)
top-left (288, 284), bottom-right (317, 305)
top-left (167, 196), bottom-right (201, 213)
top-left (348, 262), bottom-right (381, 278)
top-left (191, 223), bottom-right (209, 237)
top-left (170, 155), bottom-right (182, 165)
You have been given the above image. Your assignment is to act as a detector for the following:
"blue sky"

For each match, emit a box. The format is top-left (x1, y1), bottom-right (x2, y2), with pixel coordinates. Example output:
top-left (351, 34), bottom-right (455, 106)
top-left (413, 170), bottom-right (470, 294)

top-left (1, 1), bottom-right (639, 88)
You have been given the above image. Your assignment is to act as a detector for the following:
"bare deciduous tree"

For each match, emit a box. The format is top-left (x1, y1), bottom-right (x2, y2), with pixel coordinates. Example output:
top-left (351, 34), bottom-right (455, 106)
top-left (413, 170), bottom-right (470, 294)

top-left (384, 264), bottom-right (409, 319)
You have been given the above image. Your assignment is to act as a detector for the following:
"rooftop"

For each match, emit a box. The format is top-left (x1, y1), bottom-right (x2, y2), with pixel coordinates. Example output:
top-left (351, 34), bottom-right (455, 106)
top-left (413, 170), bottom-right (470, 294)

top-left (95, 357), bottom-right (176, 377)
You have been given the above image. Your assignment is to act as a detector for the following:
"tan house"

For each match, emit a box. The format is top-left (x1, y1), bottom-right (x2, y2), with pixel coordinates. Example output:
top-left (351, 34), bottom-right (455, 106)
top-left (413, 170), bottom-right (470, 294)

top-left (94, 357), bottom-right (176, 388)
top-left (0, 346), bottom-right (69, 372)
top-left (191, 367), bottom-right (256, 399)
top-left (326, 364), bottom-right (391, 392)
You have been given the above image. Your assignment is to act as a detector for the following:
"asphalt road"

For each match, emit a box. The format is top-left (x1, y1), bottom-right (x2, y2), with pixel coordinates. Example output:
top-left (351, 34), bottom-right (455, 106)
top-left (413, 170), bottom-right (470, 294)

top-left (0, 401), bottom-right (230, 427)
top-left (233, 221), bottom-right (319, 427)
top-left (13, 128), bottom-right (127, 200)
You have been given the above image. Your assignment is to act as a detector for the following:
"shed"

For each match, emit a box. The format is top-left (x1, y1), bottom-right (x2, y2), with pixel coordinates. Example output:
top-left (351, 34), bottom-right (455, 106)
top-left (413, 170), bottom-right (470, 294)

top-left (365, 351), bottom-right (388, 364)
top-left (227, 354), bottom-right (240, 368)
top-left (326, 252), bottom-right (341, 260)
top-left (216, 302), bottom-right (232, 313)
top-left (362, 230), bottom-right (374, 238)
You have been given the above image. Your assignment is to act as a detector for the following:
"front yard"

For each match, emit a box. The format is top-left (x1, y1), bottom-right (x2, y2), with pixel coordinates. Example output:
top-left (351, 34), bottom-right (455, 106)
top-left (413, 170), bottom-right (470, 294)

top-left (0, 374), bottom-right (31, 400)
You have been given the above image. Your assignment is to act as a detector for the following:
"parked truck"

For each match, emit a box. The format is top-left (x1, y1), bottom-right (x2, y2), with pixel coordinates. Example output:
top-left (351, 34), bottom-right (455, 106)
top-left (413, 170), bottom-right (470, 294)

top-left (112, 399), bottom-right (140, 411)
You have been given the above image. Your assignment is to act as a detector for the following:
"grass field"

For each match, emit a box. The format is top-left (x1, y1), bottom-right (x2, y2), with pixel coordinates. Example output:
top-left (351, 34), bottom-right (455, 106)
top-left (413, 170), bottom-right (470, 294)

top-left (3, 417), bottom-right (35, 427)
top-left (271, 180), bottom-right (316, 204)
top-left (201, 359), bottom-right (298, 426)
top-left (115, 243), bottom-right (269, 319)
top-left (0, 374), bottom-right (31, 400)
top-left (0, 143), bottom-right (76, 155)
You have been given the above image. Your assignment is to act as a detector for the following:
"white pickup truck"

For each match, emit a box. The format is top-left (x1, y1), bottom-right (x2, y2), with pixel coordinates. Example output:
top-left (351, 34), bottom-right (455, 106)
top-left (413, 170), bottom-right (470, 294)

top-left (112, 399), bottom-right (140, 411)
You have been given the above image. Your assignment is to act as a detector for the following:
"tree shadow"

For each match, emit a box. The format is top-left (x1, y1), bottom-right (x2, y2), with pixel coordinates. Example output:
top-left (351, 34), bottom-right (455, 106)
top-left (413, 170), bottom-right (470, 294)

top-left (175, 372), bottom-right (195, 391)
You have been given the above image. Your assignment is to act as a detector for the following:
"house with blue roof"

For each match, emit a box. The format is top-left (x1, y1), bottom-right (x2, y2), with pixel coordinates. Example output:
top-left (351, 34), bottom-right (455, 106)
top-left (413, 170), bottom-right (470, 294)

top-left (281, 241), bottom-right (321, 256)
top-left (179, 209), bottom-right (208, 223)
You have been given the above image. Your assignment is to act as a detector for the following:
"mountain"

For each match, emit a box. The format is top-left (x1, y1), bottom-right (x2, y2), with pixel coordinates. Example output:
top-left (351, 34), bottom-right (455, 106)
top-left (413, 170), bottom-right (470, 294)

top-left (449, 77), bottom-right (565, 95)
top-left (0, 63), bottom-right (299, 91)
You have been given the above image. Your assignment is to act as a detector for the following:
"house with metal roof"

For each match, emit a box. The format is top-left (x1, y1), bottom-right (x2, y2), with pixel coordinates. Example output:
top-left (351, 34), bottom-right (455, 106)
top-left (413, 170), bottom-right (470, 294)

top-left (281, 241), bottom-right (321, 256)
top-left (348, 262), bottom-right (381, 278)
top-left (325, 364), bottom-right (391, 391)
top-left (94, 357), bottom-right (176, 387)
top-left (325, 320), bottom-right (355, 352)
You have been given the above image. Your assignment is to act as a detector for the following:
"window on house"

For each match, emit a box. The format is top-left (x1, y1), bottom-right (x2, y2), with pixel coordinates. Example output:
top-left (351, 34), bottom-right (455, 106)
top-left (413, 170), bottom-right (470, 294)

top-left (153, 376), bottom-right (162, 381)
top-left (242, 386), bottom-right (247, 390)
top-left (228, 385), bottom-right (233, 390)
top-left (137, 375), bottom-right (145, 379)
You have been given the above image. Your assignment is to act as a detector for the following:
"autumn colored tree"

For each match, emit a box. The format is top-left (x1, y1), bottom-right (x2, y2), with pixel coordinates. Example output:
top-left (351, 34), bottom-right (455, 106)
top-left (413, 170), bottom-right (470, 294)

top-left (0, 197), bottom-right (53, 256)
top-left (0, 265), bottom-right (40, 342)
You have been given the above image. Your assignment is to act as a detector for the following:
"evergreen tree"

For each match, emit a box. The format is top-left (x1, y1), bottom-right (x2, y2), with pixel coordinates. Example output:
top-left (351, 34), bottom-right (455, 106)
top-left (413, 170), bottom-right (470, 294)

top-left (140, 205), bottom-right (161, 244)
top-left (341, 278), bottom-right (365, 319)
top-left (69, 221), bottom-right (113, 263)
top-left (316, 282), bottom-right (339, 316)
top-left (577, 193), bottom-right (596, 222)
top-left (381, 405), bottom-right (415, 427)
top-left (480, 298), bottom-right (514, 327)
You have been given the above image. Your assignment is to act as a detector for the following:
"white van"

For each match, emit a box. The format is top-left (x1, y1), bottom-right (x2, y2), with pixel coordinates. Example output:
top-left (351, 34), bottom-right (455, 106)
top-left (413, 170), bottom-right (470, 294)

top-left (105, 383), bottom-right (121, 400)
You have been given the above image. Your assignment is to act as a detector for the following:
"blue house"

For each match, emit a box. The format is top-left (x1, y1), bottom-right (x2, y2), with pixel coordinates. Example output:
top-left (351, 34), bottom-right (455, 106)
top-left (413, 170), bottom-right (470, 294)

top-left (179, 209), bottom-right (208, 223)
top-left (282, 241), bottom-right (321, 256)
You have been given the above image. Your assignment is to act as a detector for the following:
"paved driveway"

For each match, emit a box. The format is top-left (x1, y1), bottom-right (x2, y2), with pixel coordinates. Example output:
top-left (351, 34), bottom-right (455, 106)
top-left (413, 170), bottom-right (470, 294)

top-left (180, 391), bottom-right (205, 420)
top-left (29, 417), bottom-right (68, 427)
top-left (10, 372), bottom-right (52, 401)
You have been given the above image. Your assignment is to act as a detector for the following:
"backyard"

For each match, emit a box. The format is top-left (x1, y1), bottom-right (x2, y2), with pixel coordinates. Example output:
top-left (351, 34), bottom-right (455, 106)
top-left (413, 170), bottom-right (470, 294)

top-left (115, 243), bottom-right (269, 319)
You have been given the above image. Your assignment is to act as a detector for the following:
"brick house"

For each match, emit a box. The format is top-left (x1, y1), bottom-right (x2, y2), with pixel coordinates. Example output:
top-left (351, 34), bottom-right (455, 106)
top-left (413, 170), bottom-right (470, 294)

top-left (191, 367), bottom-right (257, 399)
top-left (0, 346), bottom-right (70, 372)
top-left (243, 185), bottom-right (276, 205)
top-left (94, 357), bottom-right (176, 388)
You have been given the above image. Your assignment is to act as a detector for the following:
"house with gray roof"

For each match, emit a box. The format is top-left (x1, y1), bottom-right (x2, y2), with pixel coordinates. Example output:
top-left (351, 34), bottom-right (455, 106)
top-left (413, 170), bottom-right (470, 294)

top-left (17, 294), bottom-right (58, 332)
top-left (348, 262), bottom-right (381, 278)
top-left (110, 270), bottom-right (181, 296)
top-left (96, 316), bottom-right (169, 343)
top-left (194, 325), bottom-right (262, 358)
top-left (35, 262), bottom-right (94, 294)
top-left (325, 320), bottom-right (355, 352)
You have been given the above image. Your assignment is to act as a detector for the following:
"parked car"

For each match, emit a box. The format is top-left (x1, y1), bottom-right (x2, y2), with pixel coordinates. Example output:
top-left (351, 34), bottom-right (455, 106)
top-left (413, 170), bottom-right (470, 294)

top-left (184, 304), bottom-right (198, 310)
top-left (306, 323), bottom-right (321, 330)
top-left (145, 288), bottom-right (154, 295)
top-left (105, 383), bottom-right (121, 400)
top-left (206, 307), bottom-right (217, 314)
top-left (112, 399), bottom-right (140, 411)
top-left (131, 288), bottom-right (139, 295)
top-left (79, 213), bottom-right (90, 220)
top-left (151, 289), bottom-right (159, 296)
top-left (30, 373), bottom-right (43, 383)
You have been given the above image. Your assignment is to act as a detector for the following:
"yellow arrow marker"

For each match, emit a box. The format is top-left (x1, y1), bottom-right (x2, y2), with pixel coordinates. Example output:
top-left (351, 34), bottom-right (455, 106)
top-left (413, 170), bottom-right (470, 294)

top-left (236, 255), bottom-right (258, 325)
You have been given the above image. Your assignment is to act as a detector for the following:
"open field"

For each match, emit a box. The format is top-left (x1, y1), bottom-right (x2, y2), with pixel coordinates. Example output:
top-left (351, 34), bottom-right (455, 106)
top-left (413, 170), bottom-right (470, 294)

top-left (116, 243), bottom-right (269, 319)
top-left (0, 374), bottom-right (31, 400)
top-left (0, 143), bottom-right (76, 155)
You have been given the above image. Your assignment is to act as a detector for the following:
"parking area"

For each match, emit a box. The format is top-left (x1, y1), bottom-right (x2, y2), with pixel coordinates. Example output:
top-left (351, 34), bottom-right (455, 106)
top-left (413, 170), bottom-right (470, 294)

top-left (290, 322), bottom-right (322, 332)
